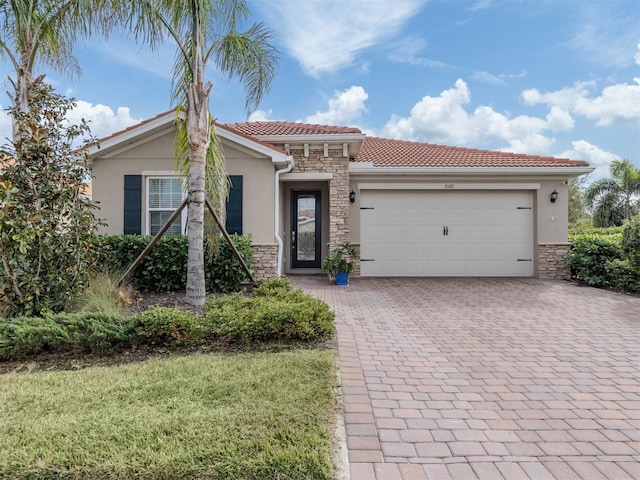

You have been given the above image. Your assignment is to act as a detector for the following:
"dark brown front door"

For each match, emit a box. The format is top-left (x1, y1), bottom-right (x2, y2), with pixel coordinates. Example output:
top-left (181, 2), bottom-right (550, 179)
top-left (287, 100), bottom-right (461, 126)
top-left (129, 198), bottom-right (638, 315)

top-left (291, 191), bottom-right (321, 268)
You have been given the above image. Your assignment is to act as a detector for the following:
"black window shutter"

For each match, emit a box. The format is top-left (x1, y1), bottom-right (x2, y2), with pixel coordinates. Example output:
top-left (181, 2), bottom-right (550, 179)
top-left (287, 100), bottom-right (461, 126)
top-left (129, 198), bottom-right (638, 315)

top-left (225, 175), bottom-right (243, 235)
top-left (123, 175), bottom-right (142, 235)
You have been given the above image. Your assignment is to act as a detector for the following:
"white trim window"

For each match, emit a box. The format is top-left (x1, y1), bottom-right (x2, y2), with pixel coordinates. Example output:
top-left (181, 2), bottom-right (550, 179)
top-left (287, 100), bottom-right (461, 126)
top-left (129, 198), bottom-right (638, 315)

top-left (147, 177), bottom-right (185, 235)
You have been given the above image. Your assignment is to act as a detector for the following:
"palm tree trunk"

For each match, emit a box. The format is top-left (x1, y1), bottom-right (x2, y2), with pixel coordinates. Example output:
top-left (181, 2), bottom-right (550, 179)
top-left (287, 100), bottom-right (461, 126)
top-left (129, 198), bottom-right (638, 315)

top-left (185, 147), bottom-right (206, 305)
top-left (11, 67), bottom-right (36, 141)
top-left (184, 82), bottom-right (211, 307)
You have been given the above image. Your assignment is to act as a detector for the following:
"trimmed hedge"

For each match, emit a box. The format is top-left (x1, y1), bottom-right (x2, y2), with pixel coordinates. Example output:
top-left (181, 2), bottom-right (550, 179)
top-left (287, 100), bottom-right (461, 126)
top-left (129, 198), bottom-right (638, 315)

top-left (0, 313), bottom-right (132, 360)
top-left (96, 234), bottom-right (253, 293)
top-left (205, 278), bottom-right (335, 343)
top-left (569, 222), bottom-right (624, 237)
top-left (568, 220), bottom-right (640, 293)
top-left (132, 307), bottom-right (208, 347)
top-left (567, 235), bottom-right (623, 287)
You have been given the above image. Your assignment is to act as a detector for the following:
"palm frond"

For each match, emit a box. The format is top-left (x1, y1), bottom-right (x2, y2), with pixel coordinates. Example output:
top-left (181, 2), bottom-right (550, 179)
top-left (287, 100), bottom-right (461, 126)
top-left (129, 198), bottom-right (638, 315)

top-left (211, 21), bottom-right (278, 115)
top-left (584, 178), bottom-right (619, 206)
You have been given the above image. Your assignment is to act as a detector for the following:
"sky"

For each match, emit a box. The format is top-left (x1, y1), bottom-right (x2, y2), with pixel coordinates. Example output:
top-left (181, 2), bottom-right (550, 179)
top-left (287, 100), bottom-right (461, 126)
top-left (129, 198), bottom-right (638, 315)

top-left (1, 0), bottom-right (639, 181)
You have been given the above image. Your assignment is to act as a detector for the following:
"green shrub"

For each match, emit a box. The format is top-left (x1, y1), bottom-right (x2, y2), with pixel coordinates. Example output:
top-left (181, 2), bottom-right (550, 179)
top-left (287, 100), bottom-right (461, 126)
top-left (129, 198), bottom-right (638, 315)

top-left (205, 279), bottom-right (335, 343)
top-left (253, 277), bottom-right (298, 298)
top-left (605, 259), bottom-right (640, 293)
top-left (97, 235), bottom-right (188, 292)
top-left (621, 216), bottom-right (640, 268)
top-left (205, 234), bottom-right (254, 293)
top-left (97, 234), bottom-right (253, 293)
top-left (569, 222), bottom-right (624, 237)
top-left (132, 307), bottom-right (208, 347)
top-left (567, 235), bottom-right (623, 288)
top-left (0, 313), bottom-right (132, 360)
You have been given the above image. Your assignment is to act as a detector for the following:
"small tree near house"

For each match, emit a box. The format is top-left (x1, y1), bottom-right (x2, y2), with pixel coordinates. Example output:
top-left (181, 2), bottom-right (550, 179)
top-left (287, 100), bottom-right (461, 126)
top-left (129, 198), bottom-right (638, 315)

top-left (0, 81), bottom-right (103, 317)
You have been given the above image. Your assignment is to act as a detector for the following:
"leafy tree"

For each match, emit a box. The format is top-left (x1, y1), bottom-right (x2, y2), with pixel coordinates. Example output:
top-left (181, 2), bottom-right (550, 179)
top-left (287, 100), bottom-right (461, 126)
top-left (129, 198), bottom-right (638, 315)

top-left (0, 82), bottom-right (102, 317)
top-left (585, 159), bottom-right (640, 227)
top-left (120, 0), bottom-right (278, 306)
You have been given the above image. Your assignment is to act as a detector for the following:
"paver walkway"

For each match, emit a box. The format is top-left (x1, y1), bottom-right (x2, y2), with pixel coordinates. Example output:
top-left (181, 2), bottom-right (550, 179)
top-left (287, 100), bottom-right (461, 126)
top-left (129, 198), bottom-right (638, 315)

top-left (296, 277), bottom-right (640, 480)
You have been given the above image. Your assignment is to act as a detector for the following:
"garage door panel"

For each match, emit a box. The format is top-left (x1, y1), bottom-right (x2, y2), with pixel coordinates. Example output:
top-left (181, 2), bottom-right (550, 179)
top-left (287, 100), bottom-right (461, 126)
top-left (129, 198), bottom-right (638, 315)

top-left (360, 190), bottom-right (534, 277)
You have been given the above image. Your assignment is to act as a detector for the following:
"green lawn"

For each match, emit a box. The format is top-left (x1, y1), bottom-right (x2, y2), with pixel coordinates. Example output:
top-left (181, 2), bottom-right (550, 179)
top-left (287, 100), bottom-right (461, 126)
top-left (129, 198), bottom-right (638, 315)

top-left (0, 350), bottom-right (335, 479)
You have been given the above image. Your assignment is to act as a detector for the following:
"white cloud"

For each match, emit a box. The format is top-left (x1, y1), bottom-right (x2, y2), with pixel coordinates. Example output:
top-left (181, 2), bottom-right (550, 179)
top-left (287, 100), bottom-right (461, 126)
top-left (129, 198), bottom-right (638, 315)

top-left (545, 107), bottom-right (574, 132)
top-left (523, 79), bottom-right (640, 127)
top-left (256, 0), bottom-right (425, 77)
top-left (0, 102), bottom-right (142, 147)
top-left (386, 35), bottom-right (449, 69)
top-left (304, 86), bottom-right (368, 126)
top-left (382, 78), bottom-right (562, 155)
top-left (67, 102), bottom-right (142, 139)
top-left (558, 140), bottom-right (620, 180)
top-left (636, 43), bottom-right (640, 66)
top-left (248, 109), bottom-right (275, 122)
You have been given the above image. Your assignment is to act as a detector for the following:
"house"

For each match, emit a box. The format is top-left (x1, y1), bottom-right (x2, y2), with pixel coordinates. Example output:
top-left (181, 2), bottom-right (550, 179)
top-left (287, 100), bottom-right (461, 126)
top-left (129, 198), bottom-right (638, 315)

top-left (89, 110), bottom-right (592, 280)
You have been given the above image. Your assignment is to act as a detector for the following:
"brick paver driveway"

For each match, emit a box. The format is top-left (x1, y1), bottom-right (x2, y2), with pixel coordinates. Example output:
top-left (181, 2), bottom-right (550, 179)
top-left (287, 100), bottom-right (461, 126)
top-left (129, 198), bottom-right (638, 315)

top-left (296, 277), bottom-right (640, 480)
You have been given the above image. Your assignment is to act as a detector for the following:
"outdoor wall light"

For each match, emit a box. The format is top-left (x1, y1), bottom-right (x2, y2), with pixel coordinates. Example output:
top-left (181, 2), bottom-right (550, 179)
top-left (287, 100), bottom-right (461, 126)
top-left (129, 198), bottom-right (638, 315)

top-left (550, 190), bottom-right (558, 203)
top-left (349, 190), bottom-right (356, 203)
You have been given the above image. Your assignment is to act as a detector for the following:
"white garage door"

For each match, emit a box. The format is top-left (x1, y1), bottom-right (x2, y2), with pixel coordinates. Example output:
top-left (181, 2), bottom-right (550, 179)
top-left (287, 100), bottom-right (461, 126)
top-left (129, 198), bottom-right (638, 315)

top-left (360, 190), bottom-right (534, 277)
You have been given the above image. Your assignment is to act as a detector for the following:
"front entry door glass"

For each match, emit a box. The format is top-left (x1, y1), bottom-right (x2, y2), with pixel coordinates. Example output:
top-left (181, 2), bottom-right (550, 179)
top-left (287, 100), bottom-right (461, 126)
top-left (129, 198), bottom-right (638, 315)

top-left (292, 191), bottom-right (321, 268)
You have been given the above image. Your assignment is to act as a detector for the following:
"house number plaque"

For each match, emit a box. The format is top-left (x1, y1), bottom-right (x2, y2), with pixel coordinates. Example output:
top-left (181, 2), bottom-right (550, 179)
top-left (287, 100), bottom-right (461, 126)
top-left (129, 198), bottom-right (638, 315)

top-left (444, 184), bottom-right (455, 189)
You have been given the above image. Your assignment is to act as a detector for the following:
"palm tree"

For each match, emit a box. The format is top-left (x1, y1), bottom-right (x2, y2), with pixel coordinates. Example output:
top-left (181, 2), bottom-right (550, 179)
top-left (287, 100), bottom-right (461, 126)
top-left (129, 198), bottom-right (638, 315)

top-left (0, 0), bottom-right (100, 140)
top-left (121, 0), bottom-right (277, 306)
top-left (585, 159), bottom-right (640, 227)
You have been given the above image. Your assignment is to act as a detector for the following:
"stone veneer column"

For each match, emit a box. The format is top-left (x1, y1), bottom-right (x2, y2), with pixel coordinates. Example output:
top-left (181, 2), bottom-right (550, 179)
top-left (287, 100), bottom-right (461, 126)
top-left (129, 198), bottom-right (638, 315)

top-left (251, 244), bottom-right (278, 280)
top-left (537, 243), bottom-right (571, 279)
top-left (289, 147), bottom-right (350, 251)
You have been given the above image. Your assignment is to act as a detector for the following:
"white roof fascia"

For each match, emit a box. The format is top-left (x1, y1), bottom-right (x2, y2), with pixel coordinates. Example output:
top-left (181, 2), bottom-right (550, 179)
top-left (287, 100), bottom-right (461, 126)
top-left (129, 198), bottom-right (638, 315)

top-left (251, 133), bottom-right (365, 144)
top-left (349, 165), bottom-right (595, 176)
top-left (88, 112), bottom-right (292, 164)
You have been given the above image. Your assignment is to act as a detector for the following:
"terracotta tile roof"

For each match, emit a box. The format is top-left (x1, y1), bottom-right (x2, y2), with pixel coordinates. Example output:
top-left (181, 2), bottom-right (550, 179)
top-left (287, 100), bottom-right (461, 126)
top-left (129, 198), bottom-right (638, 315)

top-left (355, 136), bottom-right (590, 168)
top-left (224, 121), bottom-right (362, 136)
top-left (215, 123), bottom-right (288, 156)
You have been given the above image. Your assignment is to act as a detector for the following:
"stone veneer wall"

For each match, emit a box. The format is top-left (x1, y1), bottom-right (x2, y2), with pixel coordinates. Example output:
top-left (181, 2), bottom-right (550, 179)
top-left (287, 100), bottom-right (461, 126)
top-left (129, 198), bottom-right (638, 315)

top-left (251, 243), bottom-right (278, 279)
top-left (537, 243), bottom-right (571, 279)
top-left (352, 243), bottom-right (361, 277)
top-left (288, 147), bottom-right (350, 250)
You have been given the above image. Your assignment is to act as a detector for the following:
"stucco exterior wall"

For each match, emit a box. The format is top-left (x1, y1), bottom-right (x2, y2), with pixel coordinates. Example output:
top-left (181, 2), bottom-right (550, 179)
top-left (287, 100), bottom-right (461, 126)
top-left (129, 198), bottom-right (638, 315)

top-left (92, 129), bottom-right (176, 235)
top-left (221, 143), bottom-right (275, 244)
top-left (92, 128), bottom-right (276, 244)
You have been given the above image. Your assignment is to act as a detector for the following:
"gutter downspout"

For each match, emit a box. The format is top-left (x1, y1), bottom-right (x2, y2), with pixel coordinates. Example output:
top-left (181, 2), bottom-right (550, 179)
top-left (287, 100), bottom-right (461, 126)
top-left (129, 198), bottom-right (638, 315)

top-left (274, 155), bottom-right (295, 276)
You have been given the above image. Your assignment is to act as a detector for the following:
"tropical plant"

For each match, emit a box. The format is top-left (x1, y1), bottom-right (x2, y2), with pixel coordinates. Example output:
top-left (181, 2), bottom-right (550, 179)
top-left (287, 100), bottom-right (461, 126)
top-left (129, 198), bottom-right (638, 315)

top-left (585, 159), bottom-right (640, 227)
top-left (0, 0), bottom-right (102, 140)
top-left (118, 0), bottom-right (278, 306)
top-left (322, 242), bottom-right (359, 276)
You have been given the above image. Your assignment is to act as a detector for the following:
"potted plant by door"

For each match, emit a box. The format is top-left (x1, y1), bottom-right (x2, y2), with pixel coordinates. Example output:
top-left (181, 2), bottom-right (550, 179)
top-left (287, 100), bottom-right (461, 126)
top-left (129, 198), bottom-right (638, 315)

top-left (322, 242), bottom-right (359, 286)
